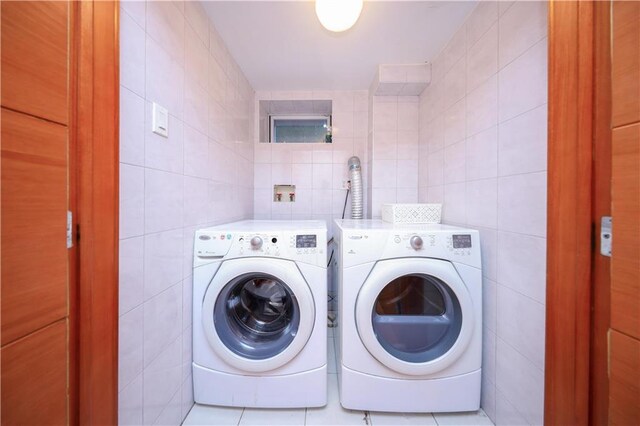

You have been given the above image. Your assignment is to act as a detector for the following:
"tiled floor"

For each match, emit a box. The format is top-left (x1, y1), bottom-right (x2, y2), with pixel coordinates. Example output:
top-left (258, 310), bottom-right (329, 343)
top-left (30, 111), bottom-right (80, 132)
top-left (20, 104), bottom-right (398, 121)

top-left (183, 327), bottom-right (494, 426)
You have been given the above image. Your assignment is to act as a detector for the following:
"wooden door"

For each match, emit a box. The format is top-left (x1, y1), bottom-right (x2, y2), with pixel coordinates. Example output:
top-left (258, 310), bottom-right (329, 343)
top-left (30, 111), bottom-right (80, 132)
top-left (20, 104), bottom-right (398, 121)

top-left (1, 1), bottom-right (72, 424)
top-left (608, 1), bottom-right (640, 423)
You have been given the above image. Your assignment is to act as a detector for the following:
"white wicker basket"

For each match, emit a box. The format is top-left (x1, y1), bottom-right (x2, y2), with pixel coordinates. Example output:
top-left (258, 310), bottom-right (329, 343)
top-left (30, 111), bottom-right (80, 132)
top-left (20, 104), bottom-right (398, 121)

top-left (381, 203), bottom-right (442, 224)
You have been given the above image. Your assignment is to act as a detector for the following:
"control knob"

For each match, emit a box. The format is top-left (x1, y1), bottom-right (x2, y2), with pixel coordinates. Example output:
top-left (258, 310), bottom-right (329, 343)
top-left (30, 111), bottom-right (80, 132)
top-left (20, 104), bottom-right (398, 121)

top-left (410, 235), bottom-right (423, 250)
top-left (250, 236), bottom-right (263, 250)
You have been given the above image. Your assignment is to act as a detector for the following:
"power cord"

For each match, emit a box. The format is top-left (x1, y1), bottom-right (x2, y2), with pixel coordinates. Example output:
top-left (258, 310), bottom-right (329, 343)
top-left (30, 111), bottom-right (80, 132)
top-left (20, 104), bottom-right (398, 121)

top-left (327, 187), bottom-right (350, 267)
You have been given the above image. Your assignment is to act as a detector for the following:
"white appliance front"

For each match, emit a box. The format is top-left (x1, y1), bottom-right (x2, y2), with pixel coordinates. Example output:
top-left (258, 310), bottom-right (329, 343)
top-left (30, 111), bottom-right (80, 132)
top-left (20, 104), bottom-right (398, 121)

top-left (193, 221), bottom-right (327, 408)
top-left (334, 220), bottom-right (482, 413)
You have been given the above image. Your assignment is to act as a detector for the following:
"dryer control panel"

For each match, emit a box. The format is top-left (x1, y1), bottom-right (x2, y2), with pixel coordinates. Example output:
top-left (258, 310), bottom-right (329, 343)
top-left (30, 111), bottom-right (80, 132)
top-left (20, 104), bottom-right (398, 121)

top-left (336, 225), bottom-right (481, 269)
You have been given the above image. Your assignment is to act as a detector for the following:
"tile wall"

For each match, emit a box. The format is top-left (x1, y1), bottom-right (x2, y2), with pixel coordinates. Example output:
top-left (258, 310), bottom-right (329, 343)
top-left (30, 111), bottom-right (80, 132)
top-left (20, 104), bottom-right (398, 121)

top-left (253, 91), bottom-right (368, 228)
top-left (253, 90), bottom-right (368, 309)
top-left (367, 95), bottom-right (421, 218)
top-left (418, 1), bottom-right (548, 424)
top-left (118, 1), bottom-right (255, 424)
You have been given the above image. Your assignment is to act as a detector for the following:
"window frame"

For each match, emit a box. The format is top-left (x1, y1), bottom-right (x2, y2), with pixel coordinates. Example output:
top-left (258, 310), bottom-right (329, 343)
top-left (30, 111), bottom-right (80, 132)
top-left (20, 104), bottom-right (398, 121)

top-left (269, 114), bottom-right (332, 144)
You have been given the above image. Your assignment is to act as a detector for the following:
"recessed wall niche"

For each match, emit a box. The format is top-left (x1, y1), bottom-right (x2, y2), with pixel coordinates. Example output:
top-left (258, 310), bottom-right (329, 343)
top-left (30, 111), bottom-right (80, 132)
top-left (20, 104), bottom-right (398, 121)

top-left (259, 100), bottom-right (332, 144)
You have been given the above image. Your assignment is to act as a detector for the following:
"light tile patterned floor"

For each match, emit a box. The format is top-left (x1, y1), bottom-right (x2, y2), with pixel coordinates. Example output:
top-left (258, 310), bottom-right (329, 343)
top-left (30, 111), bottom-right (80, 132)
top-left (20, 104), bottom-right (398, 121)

top-left (183, 329), bottom-right (493, 426)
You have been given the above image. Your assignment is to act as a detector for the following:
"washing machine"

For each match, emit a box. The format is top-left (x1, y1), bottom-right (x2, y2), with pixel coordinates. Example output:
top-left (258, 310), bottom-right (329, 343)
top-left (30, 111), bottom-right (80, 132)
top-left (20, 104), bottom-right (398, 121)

top-left (193, 220), bottom-right (327, 408)
top-left (333, 219), bottom-right (482, 413)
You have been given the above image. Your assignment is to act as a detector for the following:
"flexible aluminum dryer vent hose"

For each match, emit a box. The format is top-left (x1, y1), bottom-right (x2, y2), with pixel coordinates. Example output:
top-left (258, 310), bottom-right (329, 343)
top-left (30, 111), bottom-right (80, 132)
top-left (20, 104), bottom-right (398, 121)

top-left (348, 156), bottom-right (363, 219)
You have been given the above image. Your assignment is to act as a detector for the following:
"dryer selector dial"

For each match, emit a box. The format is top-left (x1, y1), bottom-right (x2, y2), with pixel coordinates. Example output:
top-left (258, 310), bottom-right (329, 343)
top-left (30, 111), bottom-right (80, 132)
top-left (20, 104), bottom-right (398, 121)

top-left (250, 236), bottom-right (263, 250)
top-left (410, 235), bottom-right (424, 250)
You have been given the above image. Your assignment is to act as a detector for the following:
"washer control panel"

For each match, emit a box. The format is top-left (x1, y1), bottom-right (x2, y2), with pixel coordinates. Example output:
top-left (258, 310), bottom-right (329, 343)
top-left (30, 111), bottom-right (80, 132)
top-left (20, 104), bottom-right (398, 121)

top-left (194, 229), bottom-right (327, 267)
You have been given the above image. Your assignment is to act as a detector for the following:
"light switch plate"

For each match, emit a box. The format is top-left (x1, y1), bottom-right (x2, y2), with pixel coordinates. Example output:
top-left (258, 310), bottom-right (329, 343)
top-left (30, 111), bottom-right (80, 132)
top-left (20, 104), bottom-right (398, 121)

top-left (152, 102), bottom-right (169, 138)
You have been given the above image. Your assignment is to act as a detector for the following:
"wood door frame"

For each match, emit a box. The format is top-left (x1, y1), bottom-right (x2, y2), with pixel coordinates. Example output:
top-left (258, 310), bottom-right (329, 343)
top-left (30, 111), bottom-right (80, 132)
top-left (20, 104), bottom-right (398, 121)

top-left (545, 1), bottom-right (612, 424)
top-left (73, 1), bottom-right (119, 423)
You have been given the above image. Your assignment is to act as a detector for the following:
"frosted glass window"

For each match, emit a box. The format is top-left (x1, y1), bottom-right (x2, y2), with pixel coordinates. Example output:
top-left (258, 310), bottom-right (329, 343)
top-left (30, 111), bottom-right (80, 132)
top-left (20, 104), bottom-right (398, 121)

top-left (270, 115), bottom-right (331, 143)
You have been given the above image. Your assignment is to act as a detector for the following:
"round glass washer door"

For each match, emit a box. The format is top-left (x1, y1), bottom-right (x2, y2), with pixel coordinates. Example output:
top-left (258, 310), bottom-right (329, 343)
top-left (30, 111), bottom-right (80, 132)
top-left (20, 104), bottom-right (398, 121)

top-left (355, 258), bottom-right (475, 376)
top-left (202, 258), bottom-right (315, 373)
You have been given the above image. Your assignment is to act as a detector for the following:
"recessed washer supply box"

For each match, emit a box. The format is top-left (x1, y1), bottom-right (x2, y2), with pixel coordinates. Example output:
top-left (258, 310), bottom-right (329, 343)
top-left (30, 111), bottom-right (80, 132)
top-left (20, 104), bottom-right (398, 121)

top-left (381, 203), bottom-right (442, 224)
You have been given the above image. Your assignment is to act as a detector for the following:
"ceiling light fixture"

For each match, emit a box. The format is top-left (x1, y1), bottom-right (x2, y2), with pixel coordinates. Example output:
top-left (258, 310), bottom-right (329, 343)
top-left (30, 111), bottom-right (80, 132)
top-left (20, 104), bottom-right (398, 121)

top-left (315, 0), bottom-right (363, 33)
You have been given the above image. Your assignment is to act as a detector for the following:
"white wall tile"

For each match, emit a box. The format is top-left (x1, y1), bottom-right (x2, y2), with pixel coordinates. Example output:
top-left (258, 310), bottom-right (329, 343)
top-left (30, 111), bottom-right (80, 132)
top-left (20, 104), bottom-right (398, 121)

top-left (181, 374), bottom-right (194, 419)
top-left (442, 182), bottom-right (466, 224)
top-left (145, 36), bottom-right (184, 120)
top-left (183, 177), bottom-right (209, 227)
top-left (443, 99), bottom-right (466, 146)
top-left (119, 305), bottom-right (144, 392)
top-left (466, 179), bottom-right (498, 228)
top-left (120, 237), bottom-right (144, 314)
top-left (481, 372), bottom-right (497, 422)
top-left (467, 22), bottom-right (498, 92)
top-left (498, 38), bottom-right (548, 123)
top-left (153, 387), bottom-right (182, 426)
top-left (427, 149), bottom-right (445, 187)
top-left (372, 159), bottom-right (398, 189)
top-left (373, 131), bottom-right (397, 160)
top-left (143, 336), bottom-right (183, 425)
top-left (397, 130), bottom-right (419, 160)
top-left (396, 187), bottom-right (418, 203)
top-left (121, 87), bottom-right (146, 166)
top-left (484, 279), bottom-right (498, 333)
top-left (478, 226), bottom-right (498, 281)
top-left (498, 104), bottom-right (547, 176)
top-left (443, 25), bottom-right (467, 72)
top-left (499, 1), bottom-right (548, 68)
top-left (143, 229), bottom-right (183, 301)
top-left (497, 172), bottom-right (547, 237)
top-left (120, 164), bottom-right (145, 239)
top-left (496, 339), bottom-right (544, 425)
top-left (184, 79), bottom-right (209, 137)
top-left (146, 0), bottom-right (184, 62)
top-left (312, 163), bottom-right (333, 189)
top-left (184, 1), bottom-right (209, 48)
top-left (253, 163), bottom-right (272, 189)
top-left (443, 140), bottom-right (466, 184)
top-left (397, 101), bottom-right (419, 131)
top-left (497, 231), bottom-right (547, 304)
top-left (311, 189), bottom-right (333, 215)
top-left (292, 163), bottom-right (313, 189)
top-left (143, 283), bottom-right (183, 368)
top-left (119, 373), bottom-right (143, 426)
top-left (122, 2), bottom-right (146, 30)
top-left (466, 126), bottom-right (498, 181)
top-left (495, 389), bottom-right (528, 426)
top-left (144, 169), bottom-right (184, 233)
top-left (444, 57), bottom-right (467, 109)
top-left (466, 75), bottom-right (498, 137)
top-left (121, 10), bottom-right (146, 97)
top-left (497, 285), bottom-right (546, 370)
top-left (183, 125), bottom-right (209, 179)
top-left (483, 328), bottom-right (497, 387)
top-left (466, 1), bottom-right (498, 47)
top-left (396, 159), bottom-right (419, 189)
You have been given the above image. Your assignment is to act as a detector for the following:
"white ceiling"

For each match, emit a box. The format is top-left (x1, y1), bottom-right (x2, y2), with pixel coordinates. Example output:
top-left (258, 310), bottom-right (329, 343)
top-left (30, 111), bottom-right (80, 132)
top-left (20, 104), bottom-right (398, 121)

top-left (203, 1), bottom-right (477, 91)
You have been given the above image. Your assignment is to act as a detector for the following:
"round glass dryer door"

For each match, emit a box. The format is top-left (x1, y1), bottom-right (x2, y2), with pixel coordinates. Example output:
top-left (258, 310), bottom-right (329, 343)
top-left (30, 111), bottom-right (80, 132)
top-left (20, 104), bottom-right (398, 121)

top-left (201, 257), bottom-right (315, 373)
top-left (355, 258), bottom-right (475, 376)
top-left (214, 273), bottom-right (300, 360)
top-left (372, 274), bottom-right (461, 363)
